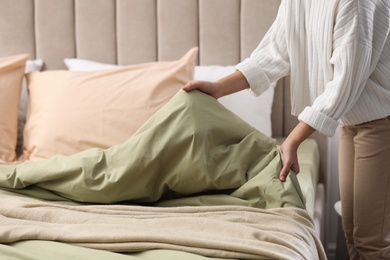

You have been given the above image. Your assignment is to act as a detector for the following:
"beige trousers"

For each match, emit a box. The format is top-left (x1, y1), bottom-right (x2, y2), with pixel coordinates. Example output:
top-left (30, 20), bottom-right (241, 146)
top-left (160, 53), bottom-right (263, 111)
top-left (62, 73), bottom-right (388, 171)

top-left (339, 115), bottom-right (390, 260)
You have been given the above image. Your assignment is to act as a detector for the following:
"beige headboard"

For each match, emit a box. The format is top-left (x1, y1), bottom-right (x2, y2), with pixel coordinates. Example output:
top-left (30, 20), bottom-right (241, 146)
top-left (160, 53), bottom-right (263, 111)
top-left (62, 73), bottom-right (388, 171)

top-left (0, 0), bottom-right (298, 137)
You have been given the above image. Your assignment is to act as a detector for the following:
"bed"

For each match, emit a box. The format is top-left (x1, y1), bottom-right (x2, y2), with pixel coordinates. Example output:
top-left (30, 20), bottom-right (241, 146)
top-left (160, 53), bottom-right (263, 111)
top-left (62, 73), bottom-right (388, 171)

top-left (0, 0), bottom-right (326, 259)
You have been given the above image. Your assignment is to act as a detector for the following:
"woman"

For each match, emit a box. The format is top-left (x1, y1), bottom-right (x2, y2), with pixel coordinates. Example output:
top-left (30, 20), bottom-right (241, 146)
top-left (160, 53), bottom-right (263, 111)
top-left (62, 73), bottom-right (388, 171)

top-left (183, 0), bottom-right (390, 259)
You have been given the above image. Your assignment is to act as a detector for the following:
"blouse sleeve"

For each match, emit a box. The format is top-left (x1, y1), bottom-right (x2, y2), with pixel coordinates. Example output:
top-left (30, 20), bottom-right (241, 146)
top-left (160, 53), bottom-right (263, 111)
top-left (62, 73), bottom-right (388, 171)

top-left (236, 0), bottom-right (290, 96)
top-left (298, 0), bottom-right (390, 136)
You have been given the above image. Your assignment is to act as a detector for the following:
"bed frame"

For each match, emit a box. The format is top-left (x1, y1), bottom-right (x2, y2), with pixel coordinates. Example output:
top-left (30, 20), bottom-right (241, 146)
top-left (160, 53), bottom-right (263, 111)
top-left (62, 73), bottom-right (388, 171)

top-left (0, 0), bottom-right (328, 249)
top-left (0, 0), bottom-right (300, 137)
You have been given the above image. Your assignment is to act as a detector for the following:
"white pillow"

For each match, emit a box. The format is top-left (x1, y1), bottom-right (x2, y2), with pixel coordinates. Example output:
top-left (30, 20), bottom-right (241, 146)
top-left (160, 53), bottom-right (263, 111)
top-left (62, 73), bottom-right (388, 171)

top-left (64, 58), bottom-right (120, 71)
top-left (64, 59), bottom-right (274, 137)
top-left (194, 66), bottom-right (274, 137)
top-left (17, 59), bottom-right (44, 152)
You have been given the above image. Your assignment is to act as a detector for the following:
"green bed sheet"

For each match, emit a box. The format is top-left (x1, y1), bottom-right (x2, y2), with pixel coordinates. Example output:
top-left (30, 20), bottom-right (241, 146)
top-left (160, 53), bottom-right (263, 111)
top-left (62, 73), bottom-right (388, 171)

top-left (0, 90), bottom-right (325, 260)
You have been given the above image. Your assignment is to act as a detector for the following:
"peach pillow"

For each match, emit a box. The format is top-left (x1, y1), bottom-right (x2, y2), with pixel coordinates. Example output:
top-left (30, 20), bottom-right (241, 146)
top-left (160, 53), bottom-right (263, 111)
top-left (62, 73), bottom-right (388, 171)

top-left (22, 48), bottom-right (198, 161)
top-left (0, 54), bottom-right (29, 163)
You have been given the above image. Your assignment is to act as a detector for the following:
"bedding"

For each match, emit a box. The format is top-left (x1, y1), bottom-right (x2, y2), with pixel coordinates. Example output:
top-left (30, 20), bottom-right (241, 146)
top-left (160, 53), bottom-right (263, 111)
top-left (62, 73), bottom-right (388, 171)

top-left (0, 90), bottom-right (326, 259)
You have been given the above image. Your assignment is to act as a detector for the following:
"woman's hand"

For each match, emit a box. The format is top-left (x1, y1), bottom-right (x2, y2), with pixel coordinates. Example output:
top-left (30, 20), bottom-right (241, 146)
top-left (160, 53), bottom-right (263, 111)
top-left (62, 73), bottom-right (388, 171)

top-left (183, 70), bottom-right (250, 99)
top-left (279, 122), bottom-right (316, 181)
top-left (182, 80), bottom-right (223, 99)
top-left (279, 140), bottom-right (300, 181)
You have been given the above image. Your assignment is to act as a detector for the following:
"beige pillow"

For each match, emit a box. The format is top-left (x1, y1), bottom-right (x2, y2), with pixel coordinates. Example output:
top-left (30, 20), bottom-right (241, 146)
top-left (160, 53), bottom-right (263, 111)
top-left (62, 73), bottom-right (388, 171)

top-left (22, 48), bottom-right (198, 161)
top-left (0, 54), bottom-right (29, 163)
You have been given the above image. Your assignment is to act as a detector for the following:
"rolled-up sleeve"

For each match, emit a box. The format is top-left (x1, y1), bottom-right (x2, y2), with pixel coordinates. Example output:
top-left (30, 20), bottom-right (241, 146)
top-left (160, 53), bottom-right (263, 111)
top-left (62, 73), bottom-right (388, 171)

top-left (236, 0), bottom-right (290, 96)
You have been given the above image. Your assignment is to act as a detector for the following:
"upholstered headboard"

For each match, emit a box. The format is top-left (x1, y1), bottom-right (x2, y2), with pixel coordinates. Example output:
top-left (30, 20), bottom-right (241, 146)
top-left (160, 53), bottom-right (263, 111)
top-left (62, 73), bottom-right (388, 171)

top-left (0, 0), bottom-right (298, 137)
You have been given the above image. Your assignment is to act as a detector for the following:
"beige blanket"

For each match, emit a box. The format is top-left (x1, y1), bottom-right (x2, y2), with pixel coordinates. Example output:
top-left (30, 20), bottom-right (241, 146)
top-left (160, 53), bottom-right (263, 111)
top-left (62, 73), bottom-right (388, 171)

top-left (0, 198), bottom-right (326, 260)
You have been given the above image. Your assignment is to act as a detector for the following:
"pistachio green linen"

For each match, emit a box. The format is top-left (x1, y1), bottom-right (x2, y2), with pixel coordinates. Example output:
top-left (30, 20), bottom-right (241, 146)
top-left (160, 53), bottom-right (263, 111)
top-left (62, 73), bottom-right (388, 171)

top-left (0, 90), bottom-right (304, 210)
top-left (0, 241), bottom-right (220, 260)
top-left (0, 90), bottom-right (325, 260)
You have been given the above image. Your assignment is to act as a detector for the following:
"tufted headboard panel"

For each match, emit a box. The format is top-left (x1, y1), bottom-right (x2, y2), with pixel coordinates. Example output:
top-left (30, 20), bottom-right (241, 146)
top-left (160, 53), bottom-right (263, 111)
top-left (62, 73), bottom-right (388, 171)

top-left (0, 0), bottom-right (298, 137)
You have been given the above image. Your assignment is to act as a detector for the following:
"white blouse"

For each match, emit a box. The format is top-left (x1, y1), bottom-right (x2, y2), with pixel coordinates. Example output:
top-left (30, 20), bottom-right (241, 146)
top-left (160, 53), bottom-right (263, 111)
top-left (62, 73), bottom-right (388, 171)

top-left (236, 0), bottom-right (390, 137)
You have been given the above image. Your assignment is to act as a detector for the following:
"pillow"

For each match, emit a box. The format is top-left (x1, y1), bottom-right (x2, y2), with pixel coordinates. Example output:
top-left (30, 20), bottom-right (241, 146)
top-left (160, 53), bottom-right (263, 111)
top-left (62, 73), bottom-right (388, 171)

top-left (0, 54), bottom-right (29, 163)
top-left (194, 66), bottom-right (274, 137)
top-left (17, 59), bottom-right (44, 153)
top-left (22, 47), bottom-right (198, 161)
top-left (64, 58), bottom-right (120, 71)
top-left (64, 60), bottom-right (275, 137)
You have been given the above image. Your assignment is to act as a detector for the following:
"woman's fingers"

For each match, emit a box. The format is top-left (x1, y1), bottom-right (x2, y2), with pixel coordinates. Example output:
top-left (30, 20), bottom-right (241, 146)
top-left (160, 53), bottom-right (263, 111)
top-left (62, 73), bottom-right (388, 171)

top-left (279, 160), bottom-right (300, 181)
top-left (182, 80), bottom-right (199, 92)
top-left (182, 80), bottom-right (219, 98)
top-left (279, 142), bottom-right (300, 181)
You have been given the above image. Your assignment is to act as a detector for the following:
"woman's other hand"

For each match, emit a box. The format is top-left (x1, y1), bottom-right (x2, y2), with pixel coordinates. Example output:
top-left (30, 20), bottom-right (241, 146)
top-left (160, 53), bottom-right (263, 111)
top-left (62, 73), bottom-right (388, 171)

top-left (279, 122), bottom-right (316, 181)
top-left (279, 140), bottom-right (300, 181)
